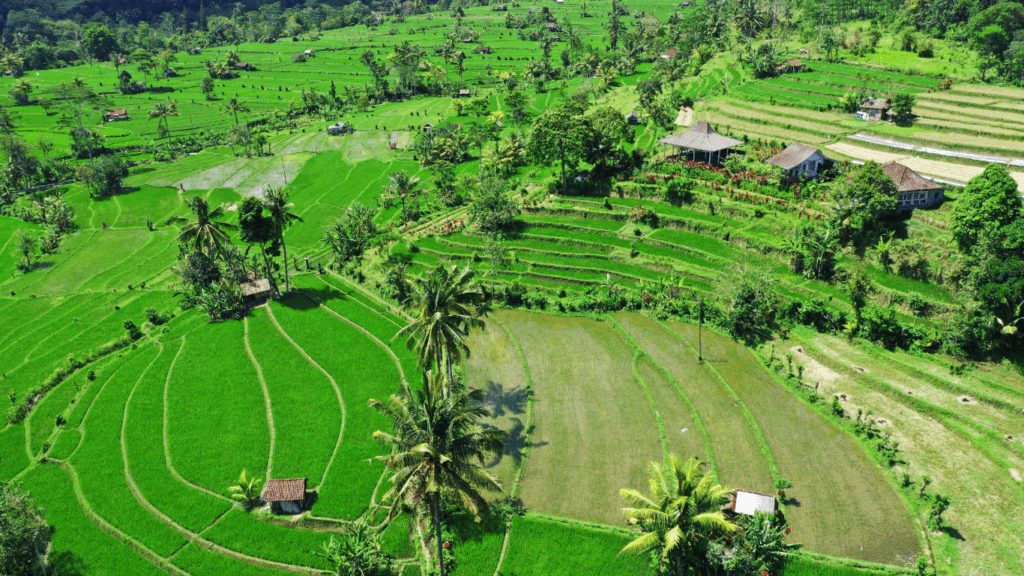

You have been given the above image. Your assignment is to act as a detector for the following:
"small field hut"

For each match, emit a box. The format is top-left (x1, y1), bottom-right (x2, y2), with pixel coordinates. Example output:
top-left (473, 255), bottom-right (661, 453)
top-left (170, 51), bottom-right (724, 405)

top-left (883, 162), bottom-right (945, 209)
top-left (546, 22), bottom-right (559, 31)
top-left (304, 49), bottom-right (315, 57)
top-left (103, 109), bottom-right (131, 122)
top-left (457, 88), bottom-right (471, 98)
top-left (480, 46), bottom-right (492, 54)
top-left (625, 112), bottom-right (640, 125)
top-left (262, 478), bottom-right (307, 514)
top-left (765, 143), bottom-right (829, 179)
top-left (660, 48), bottom-right (680, 59)
top-left (423, 123), bottom-right (435, 132)
top-left (657, 121), bottom-right (742, 165)
top-left (857, 97), bottom-right (888, 121)
top-left (729, 490), bottom-right (778, 516)
top-left (240, 277), bottom-right (272, 305)
top-left (327, 121), bottom-right (353, 135)
top-left (234, 62), bottom-right (256, 71)
top-left (189, 48), bottom-right (202, 55)
top-left (775, 59), bottom-right (804, 73)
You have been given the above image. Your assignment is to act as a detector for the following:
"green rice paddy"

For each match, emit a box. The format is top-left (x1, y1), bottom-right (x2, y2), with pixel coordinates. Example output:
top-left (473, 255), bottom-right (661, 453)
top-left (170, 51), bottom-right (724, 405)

top-left (0, 0), bottom-right (1017, 573)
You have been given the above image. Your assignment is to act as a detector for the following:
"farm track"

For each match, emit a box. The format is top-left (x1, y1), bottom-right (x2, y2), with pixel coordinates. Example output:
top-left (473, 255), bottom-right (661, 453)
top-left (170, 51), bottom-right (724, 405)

top-left (161, 336), bottom-right (234, 503)
top-left (263, 304), bottom-right (347, 494)
top-left (243, 317), bottom-right (278, 483)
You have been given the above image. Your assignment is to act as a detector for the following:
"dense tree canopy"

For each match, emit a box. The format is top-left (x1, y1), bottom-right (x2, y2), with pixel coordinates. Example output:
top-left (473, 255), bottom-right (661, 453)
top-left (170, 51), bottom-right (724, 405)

top-left (950, 164), bottom-right (1023, 255)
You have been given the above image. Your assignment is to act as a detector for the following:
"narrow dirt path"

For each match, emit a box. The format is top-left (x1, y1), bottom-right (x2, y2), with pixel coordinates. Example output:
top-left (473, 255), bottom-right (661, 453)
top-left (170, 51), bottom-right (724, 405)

top-left (297, 289), bottom-right (409, 387)
top-left (243, 315), bottom-right (277, 483)
top-left (161, 335), bottom-right (232, 502)
top-left (63, 461), bottom-right (191, 575)
top-left (490, 316), bottom-right (536, 576)
top-left (264, 304), bottom-right (346, 493)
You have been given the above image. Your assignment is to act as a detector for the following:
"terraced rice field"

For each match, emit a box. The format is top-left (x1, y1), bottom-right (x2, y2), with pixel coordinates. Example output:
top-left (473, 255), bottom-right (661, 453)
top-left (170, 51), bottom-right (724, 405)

top-left (465, 310), bottom-right (919, 564)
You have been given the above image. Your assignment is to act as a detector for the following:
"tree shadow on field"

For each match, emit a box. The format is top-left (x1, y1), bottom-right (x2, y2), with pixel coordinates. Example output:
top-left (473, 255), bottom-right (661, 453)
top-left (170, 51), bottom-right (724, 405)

top-left (939, 525), bottom-right (965, 541)
top-left (783, 497), bottom-right (801, 508)
top-left (482, 417), bottom-right (546, 468)
top-left (277, 290), bottom-right (321, 311)
top-left (481, 380), bottom-right (527, 418)
top-left (49, 550), bottom-right (86, 576)
top-left (289, 283), bottom-right (345, 309)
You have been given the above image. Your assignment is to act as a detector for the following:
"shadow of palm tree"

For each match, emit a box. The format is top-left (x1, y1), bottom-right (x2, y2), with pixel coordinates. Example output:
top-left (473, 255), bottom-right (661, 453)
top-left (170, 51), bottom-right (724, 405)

top-left (483, 417), bottom-right (547, 468)
top-left (481, 380), bottom-right (528, 418)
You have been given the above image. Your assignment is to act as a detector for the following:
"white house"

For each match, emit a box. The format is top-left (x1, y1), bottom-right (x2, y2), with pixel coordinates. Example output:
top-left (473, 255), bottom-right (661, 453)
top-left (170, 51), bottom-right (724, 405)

top-left (765, 142), bottom-right (829, 179)
top-left (883, 162), bottom-right (944, 210)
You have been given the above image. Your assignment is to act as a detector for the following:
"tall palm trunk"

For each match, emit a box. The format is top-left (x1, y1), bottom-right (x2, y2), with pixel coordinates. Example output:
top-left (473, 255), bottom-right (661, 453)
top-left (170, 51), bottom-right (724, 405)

top-left (281, 233), bottom-right (291, 292)
top-left (432, 492), bottom-right (448, 576)
top-left (259, 243), bottom-right (279, 294)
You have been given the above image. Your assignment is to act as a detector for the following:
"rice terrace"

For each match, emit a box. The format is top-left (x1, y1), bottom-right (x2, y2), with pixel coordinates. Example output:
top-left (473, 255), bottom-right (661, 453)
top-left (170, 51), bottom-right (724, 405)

top-left (1, 0), bottom-right (1024, 575)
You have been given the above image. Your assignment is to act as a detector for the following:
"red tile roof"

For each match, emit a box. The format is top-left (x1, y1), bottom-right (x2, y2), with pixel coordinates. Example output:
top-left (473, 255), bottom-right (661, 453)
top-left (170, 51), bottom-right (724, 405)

top-left (882, 162), bottom-right (943, 192)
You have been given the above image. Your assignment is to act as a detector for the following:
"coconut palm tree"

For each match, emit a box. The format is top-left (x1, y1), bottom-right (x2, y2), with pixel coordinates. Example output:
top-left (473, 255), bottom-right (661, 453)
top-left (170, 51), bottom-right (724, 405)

top-left (147, 102), bottom-right (179, 149)
top-left (370, 371), bottom-right (505, 576)
top-left (619, 455), bottom-right (737, 576)
top-left (165, 196), bottom-right (237, 257)
top-left (9, 79), bottom-right (32, 105)
top-left (384, 170), bottom-right (421, 223)
top-left (261, 187), bottom-right (303, 292)
top-left (394, 263), bottom-right (484, 388)
top-left (220, 96), bottom-right (251, 127)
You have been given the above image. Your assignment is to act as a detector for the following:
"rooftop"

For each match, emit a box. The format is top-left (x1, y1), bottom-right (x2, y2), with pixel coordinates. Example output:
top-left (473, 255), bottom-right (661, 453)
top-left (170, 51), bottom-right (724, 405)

top-left (733, 490), bottom-right (777, 516)
top-left (860, 97), bottom-right (888, 110)
top-left (765, 143), bottom-right (822, 170)
top-left (262, 478), bottom-right (307, 502)
top-left (240, 278), bottom-right (272, 297)
top-left (883, 162), bottom-right (943, 192)
top-left (657, 121), bottom-right (743, 153)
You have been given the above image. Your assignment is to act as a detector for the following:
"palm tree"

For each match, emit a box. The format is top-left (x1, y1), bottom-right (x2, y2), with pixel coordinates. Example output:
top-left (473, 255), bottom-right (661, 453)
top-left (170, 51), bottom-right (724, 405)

top-left (370, 371), bottom-right (505, 576)
top-left (394, 263), bottom-right (484, 388)
top-left (228, 470), bottom-right (263, 510)
top-left (385, 170), bottom-right (421, 223)
top-left (147, 102), bottom-right (179, 150)
top-left (619, 455), bottom-right (737, 576)
top-left (261, 187), bottom-right (303, 292)
top-left (9, 79), bottom-right (32, 105)
top-left (165, 196), bottom-right (237, 257)
top-left (221, 96), bottom-right (251, 127)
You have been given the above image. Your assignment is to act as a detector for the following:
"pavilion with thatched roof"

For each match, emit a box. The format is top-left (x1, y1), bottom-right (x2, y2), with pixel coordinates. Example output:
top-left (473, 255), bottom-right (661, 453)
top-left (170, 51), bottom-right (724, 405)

top-left (657, 121), bottom-right (743, 165)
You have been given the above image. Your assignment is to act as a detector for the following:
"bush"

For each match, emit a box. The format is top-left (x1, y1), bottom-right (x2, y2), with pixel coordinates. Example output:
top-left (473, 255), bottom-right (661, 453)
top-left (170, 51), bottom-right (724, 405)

top-left (664, 178), bottom-right (694, 206)
top-left (77, 155), bottom-right (129, 198)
